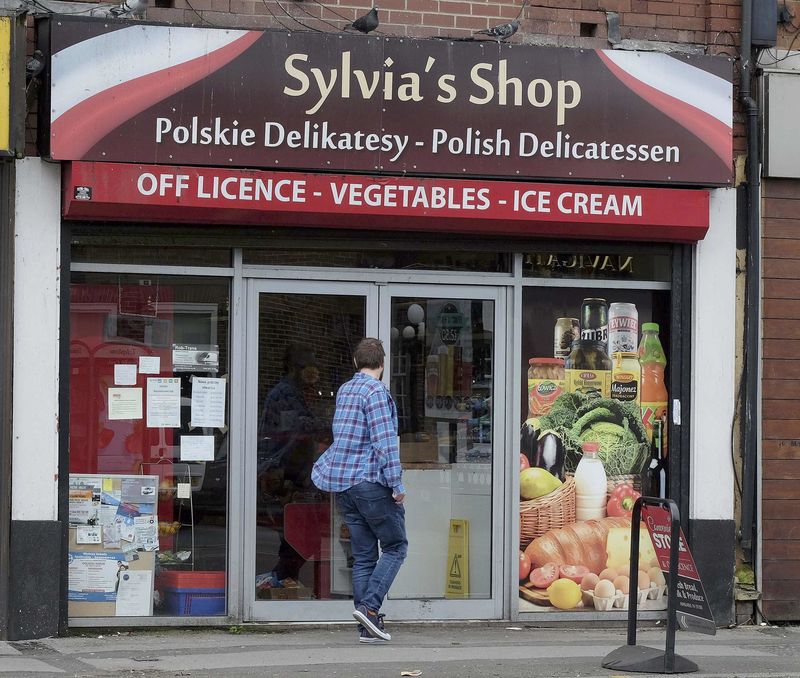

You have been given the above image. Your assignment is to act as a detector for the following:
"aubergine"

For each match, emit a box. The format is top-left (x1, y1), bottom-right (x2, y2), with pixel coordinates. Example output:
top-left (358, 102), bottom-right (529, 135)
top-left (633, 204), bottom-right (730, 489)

top-left (532, 431), bottom-right (565, 480)
top-left (520, 418), bottom-right (539, 467)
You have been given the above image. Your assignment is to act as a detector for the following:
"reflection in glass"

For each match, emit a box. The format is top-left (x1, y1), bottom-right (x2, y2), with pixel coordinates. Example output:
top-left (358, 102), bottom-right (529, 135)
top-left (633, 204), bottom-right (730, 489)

top-left (522, 250), bottom-right (671, 282)
top-left (255, 294), bottom-right (365, 601)
top-left (243, 248), bottom-right (510, 272)
top-left (389, 297), bottom-right (494, 600)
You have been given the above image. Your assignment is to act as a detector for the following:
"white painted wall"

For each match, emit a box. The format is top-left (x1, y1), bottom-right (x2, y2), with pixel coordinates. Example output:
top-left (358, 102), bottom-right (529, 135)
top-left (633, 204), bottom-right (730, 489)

top-left (690, 187), bottom-right (737, 521)
top-left (12, 158), bottom-right (62, 521)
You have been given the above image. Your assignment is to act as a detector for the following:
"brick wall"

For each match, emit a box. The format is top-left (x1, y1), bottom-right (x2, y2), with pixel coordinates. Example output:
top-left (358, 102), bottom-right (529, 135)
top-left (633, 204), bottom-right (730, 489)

top-left (145, 0), bottom-right (741, 49)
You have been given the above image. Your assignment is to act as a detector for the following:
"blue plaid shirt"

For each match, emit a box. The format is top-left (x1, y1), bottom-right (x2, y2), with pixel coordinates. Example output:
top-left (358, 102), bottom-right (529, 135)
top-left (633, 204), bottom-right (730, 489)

top-left (312, 372), bottom-right (405, 495)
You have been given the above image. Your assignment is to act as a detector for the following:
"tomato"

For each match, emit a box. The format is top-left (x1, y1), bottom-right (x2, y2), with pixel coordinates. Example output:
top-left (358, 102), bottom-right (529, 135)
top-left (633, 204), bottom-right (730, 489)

top-left (520, 454), bottom-right (531, 471)
top-left (529, 562), bottom-right (558, 589)
top-left (519, 551), bottom-right (532, 581)
top-left (559, 564), bottom-right (590, 585)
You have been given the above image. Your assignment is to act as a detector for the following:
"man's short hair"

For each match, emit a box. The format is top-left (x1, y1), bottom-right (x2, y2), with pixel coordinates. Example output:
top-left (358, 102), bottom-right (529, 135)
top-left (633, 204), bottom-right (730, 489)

top-left (353, 338), bottom-right (385, 370)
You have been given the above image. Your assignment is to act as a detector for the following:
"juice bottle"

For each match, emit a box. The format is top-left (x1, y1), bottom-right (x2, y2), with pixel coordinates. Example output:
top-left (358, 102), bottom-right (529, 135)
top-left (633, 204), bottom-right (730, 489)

top-left (639, 323), bottom-right (668, 457)
top-left (574, 441), bottom-right (608, 521)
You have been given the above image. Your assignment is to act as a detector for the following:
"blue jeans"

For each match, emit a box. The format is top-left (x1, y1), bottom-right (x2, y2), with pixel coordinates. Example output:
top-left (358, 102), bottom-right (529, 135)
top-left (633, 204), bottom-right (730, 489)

top-left (336, 481), bottom-right (408, 613)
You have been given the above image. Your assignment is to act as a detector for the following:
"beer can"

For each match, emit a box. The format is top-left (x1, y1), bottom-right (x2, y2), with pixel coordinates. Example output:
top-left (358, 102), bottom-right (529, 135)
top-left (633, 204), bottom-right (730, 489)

top-left (608, 302), bottom-right (638, 354)
top-left (580, 298), bottom-right (608, 343)
top-left (554, 318), bottom-right (580, 358)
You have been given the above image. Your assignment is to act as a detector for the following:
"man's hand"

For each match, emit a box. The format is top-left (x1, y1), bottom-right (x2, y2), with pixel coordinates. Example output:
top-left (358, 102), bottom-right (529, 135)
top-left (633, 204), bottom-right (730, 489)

top-left (393, 492), bottom-right (406, 505)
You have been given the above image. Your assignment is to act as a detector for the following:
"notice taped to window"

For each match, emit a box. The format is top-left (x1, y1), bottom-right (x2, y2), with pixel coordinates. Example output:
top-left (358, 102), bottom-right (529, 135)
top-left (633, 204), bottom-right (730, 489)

top-left (172, 344), bottom-right (219, 373)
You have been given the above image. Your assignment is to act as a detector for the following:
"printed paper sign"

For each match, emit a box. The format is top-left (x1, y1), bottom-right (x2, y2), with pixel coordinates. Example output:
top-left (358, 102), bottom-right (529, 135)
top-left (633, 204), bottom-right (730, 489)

top-left (146, 378), bottom-right (181, 428)
top-left (76, 526), bottom-right (102, 544)
top-left (138, 356), bottom-right (161, 374)
top-left (180, 435), bottom-right (215, 461)
top-left (173, 344), bottom-right (219, 373)
top-left (68, 486), bottom-right (97, 525)
top-left (114, 363), bottom-right (137, 386)
top-left (108, 388), bottom-right (143, 420)
top-left (191, 377), bottom-right (226, 428)
top-left (68, 552), bottom-right (126, 602)
top-left (115, 570), bottom-right (153, 616)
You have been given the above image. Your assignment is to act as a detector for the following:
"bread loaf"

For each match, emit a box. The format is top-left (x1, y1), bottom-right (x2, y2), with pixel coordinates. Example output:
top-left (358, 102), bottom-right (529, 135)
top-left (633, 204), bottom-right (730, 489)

top-left (523, 517), bottom-right (632, 575)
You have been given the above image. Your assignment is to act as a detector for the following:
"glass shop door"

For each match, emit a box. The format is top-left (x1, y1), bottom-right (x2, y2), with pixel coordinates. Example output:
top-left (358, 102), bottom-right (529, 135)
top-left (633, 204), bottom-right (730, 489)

top-left (244, 279), bottom-right (506, 621)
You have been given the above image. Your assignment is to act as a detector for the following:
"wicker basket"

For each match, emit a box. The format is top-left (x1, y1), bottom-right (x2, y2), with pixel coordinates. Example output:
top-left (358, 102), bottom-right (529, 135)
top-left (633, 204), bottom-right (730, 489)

top-left (519, 476), bottom-right (576, 550)
top-left (606, 474), bottom-right (642, 494)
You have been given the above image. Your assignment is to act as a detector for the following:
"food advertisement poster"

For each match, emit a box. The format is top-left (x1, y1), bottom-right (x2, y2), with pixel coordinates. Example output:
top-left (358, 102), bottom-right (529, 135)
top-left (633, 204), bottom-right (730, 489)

top-left (518, 294), bottom-right (670, 613)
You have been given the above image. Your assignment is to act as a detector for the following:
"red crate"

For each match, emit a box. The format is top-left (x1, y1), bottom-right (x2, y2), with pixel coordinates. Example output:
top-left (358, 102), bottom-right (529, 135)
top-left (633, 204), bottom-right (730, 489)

top-left (158, 570), bottom-right (226, 617)
top-left (159, 570), bottom-right (225, 589)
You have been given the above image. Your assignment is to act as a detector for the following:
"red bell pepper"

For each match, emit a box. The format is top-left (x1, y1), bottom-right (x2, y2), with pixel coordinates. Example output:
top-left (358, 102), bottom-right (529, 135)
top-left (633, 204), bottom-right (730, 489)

top-left (607, 483), bottom-right (641, 517)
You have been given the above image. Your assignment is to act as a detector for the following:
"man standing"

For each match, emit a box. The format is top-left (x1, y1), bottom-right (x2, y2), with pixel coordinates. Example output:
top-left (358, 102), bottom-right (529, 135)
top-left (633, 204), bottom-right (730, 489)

top-left (312, 338), bottom-right (407, 643)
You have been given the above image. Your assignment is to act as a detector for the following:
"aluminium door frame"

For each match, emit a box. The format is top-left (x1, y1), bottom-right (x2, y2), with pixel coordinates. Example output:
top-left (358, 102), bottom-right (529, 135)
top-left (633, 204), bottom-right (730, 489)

top-left (244, 279), bottom-right (379, 622)
top-left (376, 282), bottom-right (507, 621)
top-left (243, 278), bottom-right (507, 621)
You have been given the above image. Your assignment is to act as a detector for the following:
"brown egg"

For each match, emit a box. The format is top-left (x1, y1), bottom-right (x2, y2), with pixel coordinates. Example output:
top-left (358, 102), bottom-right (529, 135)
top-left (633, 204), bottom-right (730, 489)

top-left (648, 567), bottom-right (666, 586)
top-left (638, 571), bottom-right (651, 590)
top-left (617, 562), bottom-right (631, 577)
top-left (649, 557), bottom-right (661, 569)
top-left (599, 568), bottom-right (617, 581)
top-left (594, 579), bottom-right (616, 599)
top-left (581, 573), bottom-right (600, 592)
top-left (613, 575), bottom-right (630, 595)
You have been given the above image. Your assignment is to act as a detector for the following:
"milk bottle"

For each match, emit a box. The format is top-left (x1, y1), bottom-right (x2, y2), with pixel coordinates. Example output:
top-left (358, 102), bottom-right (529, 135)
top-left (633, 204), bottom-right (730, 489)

top-left (574, 441), bottom-right (608, 521)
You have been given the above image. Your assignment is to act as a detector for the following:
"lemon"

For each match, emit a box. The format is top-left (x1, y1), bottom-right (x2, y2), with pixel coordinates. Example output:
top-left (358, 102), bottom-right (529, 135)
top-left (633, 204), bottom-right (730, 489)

top-left (547, 578), bottom-right (582, 609)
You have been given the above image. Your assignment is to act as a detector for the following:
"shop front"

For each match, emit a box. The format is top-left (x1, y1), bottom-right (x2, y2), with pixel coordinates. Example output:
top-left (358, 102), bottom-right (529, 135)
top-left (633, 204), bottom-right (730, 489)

top-left (35, 16), bottom-right (737, 628)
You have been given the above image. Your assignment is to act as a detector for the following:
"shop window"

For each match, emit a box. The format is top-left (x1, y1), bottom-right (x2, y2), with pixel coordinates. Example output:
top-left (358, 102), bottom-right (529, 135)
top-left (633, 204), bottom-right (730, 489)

top-left (518, 286), bottom-right (671, 614)
top-left (68, 274), bottom-right (230, 619)
top-left (522, 250), bottom-right (671, 282)
top-left (243, 248), bottom-right (511, 272)
top-left (72, 245), bottom-right (232, 268)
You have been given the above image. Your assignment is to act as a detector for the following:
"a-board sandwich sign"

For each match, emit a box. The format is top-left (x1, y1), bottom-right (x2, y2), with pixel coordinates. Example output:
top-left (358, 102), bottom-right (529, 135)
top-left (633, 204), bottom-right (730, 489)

top-left (642, 505), bottom-right (716, 635)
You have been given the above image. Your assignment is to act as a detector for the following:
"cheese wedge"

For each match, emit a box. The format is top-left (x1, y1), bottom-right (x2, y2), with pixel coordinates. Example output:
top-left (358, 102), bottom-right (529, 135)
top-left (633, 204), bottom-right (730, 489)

top-left (606, 526), bottom-right (658, 571)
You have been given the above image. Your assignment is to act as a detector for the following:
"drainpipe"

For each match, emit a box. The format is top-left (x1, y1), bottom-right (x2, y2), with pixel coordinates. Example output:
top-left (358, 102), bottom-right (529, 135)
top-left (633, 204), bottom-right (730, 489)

top-left (739, 0), bottom-right (759, 564)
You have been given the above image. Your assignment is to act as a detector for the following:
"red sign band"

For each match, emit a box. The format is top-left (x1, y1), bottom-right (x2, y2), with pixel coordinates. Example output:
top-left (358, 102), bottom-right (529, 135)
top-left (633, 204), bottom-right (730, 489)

top-left (64, 162), bottom-right (710, 242)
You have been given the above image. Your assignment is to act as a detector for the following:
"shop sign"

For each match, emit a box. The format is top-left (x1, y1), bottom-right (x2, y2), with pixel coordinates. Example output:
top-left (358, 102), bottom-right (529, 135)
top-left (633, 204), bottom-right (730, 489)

top-left (642, 505), bottom-right (716, 636)
top-left (63, 162), bottom-right (711, 242)
top-left (0, 17), bottom-right (10, 154)
top-left (0, 15), bottom-right (25, 157)
top-left (47, 18), bottom-right (732, 185)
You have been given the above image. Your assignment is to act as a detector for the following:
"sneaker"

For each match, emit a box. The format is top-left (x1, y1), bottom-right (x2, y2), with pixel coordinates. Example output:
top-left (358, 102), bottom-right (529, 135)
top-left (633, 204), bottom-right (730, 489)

top-left (358, 622), bottom-right (388, 644)
top-left (353, 604), bottom-right (391, 641)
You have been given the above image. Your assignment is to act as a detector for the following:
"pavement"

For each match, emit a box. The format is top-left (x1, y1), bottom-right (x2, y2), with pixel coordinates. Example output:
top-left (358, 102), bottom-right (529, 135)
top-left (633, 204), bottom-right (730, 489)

top-left (1, 623), bottom-right (800, 677)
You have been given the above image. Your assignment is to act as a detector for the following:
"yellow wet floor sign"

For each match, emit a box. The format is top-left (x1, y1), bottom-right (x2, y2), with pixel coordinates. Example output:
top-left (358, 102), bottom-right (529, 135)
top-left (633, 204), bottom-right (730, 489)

top-left (445, 519), bottom-right (469, 599)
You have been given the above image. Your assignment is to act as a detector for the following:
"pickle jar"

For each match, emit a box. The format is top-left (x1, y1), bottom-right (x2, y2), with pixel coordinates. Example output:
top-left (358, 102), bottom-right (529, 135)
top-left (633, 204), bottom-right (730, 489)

top-left (527, 357), bottom-right (565, 417)
top-left (564, 340), bottom-right (612, 397)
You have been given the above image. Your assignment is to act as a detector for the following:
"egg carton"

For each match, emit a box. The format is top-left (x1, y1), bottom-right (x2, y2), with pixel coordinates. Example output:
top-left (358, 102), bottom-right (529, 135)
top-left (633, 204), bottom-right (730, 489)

top-left (585, 590), bottom-right (619, 611)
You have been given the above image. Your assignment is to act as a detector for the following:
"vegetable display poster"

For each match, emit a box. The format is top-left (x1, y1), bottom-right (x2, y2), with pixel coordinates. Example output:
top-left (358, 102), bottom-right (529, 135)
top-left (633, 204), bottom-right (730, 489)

top-left (518, 297), bottom-right (668, 614)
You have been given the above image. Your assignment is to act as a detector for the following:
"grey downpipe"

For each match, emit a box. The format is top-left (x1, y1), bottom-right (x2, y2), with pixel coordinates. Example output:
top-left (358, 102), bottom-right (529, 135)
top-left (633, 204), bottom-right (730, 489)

top-left (739, 0), bottom-right (759, 562)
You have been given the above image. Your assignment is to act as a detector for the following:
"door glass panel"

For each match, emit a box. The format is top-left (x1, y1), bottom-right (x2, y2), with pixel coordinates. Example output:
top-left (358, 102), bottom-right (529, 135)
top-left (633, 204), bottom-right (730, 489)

top-left (388, 297), bottom-right (494, 600)
top-left (255, 293), bottom-right (365, 601)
